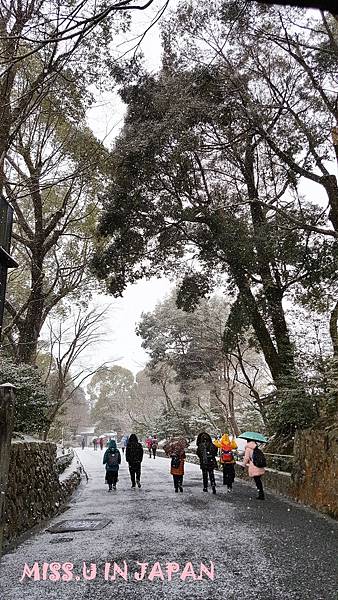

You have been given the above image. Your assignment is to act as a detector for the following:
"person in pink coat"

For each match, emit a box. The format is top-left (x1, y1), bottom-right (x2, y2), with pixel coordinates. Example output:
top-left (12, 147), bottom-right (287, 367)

top-left (243, 440), bottom-right (265, 500)
top-left (145, 436), bottom-right (152, 458)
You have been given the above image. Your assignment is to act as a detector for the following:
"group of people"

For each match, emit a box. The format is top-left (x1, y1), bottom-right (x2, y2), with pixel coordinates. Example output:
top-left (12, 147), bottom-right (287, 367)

top-left (102, 431), bottom-right (266, 499)
top-left (91, 437), bottom-right (104, 451)
top-left (103, 435), bottom-right (143, 491)
top-left (81, 437), bottom-right (104, 450)
top-left (145, 435), bottom-right (158, 459)
top-left (196, 432), bottom-right (265, 499)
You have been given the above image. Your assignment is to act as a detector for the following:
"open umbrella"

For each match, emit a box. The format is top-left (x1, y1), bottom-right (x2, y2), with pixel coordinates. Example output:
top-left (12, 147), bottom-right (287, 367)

top-left (163, 437), bottom-right (189, 455)
top-left (238, 431), bottom-right (268, 443)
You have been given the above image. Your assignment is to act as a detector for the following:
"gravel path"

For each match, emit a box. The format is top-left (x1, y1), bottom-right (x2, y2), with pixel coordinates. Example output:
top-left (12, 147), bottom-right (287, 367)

top-left (0, 448), bottom-right (337, 600)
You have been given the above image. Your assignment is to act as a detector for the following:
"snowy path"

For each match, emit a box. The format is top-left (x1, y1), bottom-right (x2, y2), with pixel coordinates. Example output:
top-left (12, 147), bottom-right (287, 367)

top-left (0, 448), bottom-right (337, 600)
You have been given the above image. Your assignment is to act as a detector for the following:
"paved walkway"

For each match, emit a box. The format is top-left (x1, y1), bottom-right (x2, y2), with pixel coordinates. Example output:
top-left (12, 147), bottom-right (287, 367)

top-left (0, 448), bottom-right (337, 600)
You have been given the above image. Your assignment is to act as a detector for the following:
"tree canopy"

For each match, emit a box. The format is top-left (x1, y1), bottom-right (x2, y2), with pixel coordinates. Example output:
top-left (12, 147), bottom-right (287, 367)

top-left (92, 2), bottom-right (338, 434)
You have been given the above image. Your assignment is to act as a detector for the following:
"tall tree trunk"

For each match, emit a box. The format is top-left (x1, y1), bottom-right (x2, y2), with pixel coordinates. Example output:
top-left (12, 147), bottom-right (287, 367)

top-left (228, 261), bottom-right (282, 381)
top-left (323, 174), bottom-right (338, 234)
top-left (329, 299), bottom-right (338, 358)
top-left (16, 251), bottom-right (44, 364)
top-left (207, 211), bottom-right (282, 381)
top-left (245, 138), bottom-right (296, 377)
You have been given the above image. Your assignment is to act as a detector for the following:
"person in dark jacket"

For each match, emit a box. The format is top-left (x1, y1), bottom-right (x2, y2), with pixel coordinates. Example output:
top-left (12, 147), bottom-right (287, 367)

top-left (196, 432), bottom-right (218, 494)
top-left (151, 434), bottom-right (158, 459)
top-left (125, 434), bottom-right (144, 488)
top-left (103, 440), bottom-right (121, 491)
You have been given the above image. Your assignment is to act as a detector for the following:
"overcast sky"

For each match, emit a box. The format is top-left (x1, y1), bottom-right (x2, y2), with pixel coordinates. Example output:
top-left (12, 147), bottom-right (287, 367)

top-left (81, 2), bottom-right (173, 377)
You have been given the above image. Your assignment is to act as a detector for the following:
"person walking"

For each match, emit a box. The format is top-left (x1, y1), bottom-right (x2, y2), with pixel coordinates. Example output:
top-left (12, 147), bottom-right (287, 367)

top-left (243, 440), bottom-right (266, 500)
top-left (103, 440), bottom-right (121, 491)
top-left (196, 432), bottom-right (218, 494)
top-left (99, 437), bottom-right (104, 451)
top-left (93, 438), bottom-right (98, 451)
top-left (151, 434), bottom-right (158, 459)
top-left (145, 436), bottom-right (152, 458)
top-left (213, 433), bottom-right (237, 492)
top-left (81, 437), bottom-right (85, 450)
top-left (170, 449), bottom-right (185, 493)
top-left (125, 434), bottom-right (143, 488)
top-left (163, 437), bottom-right (188, 493)
top-left (121, 434), bottom-right (129, 455)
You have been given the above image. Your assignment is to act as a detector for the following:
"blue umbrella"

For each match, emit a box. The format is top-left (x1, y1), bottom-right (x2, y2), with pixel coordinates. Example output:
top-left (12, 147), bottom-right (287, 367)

top-left (238, 431), bottom-right (268, 443)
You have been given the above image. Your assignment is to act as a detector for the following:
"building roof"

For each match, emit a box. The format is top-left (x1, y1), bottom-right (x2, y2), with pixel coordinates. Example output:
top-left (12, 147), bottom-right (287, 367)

top-left (79, 427), bottom-right (95, 435)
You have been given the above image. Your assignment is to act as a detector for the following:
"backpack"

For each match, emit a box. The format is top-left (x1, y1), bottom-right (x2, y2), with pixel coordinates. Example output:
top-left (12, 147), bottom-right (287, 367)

top-left (151, 439), bottom-right (158, 449)
top-left (206, 449), bottom-right (216, 469)
top-left (220, 448), bottom-right (234, 463)
top-left (171, 454), bottom-right (181, 469)
top-left (252, 446), bottom-right (266, 468)
top-left (107, 450), bottom-right (119, 467)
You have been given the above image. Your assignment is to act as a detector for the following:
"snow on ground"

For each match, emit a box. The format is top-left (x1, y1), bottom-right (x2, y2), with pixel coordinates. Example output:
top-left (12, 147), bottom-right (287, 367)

top-left (1, 448), bottom-right (337, 600)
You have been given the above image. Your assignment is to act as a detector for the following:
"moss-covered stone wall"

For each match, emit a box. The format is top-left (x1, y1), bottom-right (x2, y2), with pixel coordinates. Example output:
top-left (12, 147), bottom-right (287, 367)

top-left (3, 440), bottom-right (81, 545)
top-left (292, 427), bottom-right (337, 519)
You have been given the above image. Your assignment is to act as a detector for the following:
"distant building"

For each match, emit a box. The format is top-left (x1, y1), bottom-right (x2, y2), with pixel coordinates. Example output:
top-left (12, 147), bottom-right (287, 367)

top-left (78, 427), bottom-right (96, 446)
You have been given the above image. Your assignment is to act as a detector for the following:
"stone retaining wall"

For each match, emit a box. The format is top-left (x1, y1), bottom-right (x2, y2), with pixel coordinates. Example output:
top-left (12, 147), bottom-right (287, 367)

top-left (3, 440), bottom-right (81, 546)
top-left (56, 449), bottom-right (74, 474)
top-left (292, 427), bottom-right (337, 519)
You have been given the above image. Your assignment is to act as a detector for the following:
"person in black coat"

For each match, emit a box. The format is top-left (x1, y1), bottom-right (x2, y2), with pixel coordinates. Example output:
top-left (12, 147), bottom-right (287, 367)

top-left (125, 434), bottom-right (144, 488)
top-left (103, 440), bottom-right (121, 491)
top-left (196, 432), bottom-right (218, 494)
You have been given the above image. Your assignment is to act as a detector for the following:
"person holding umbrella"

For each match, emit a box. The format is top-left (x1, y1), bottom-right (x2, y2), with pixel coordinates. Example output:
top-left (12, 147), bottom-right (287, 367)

top-left (239, 431), bottom-right (267, 500)
top-left (163, 437), bottom-right (188, 493)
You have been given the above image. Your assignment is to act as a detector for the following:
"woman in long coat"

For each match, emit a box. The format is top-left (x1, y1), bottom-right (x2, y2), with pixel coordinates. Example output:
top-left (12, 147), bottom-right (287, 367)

top-left (243, 440), bottom-right (265, 500)
top-left (103, 440), bottom-right (121, 491)
top-left (126, 434), bottom-right (143, 488)
top-left (170, 450), bottom-right (186, 493)
top-left (196, 432), bottom-right (218, 494)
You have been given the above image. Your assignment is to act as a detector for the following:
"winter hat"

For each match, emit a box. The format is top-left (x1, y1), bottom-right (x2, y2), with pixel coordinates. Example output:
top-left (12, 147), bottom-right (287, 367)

top-left (128, 434), bottom-right (138, 444)
top-left (221, 433), bottom-right (230, 446)
top-left (197, 432), bottom-right (212, 445)
top-left (108, 440), bottom-right (117, 450)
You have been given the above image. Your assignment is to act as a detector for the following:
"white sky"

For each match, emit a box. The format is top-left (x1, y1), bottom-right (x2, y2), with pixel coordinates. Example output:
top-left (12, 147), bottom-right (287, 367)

top-left (85, 278), bottom-right (173, 375)
top-left (82, 2), bottom-right (173, 376)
